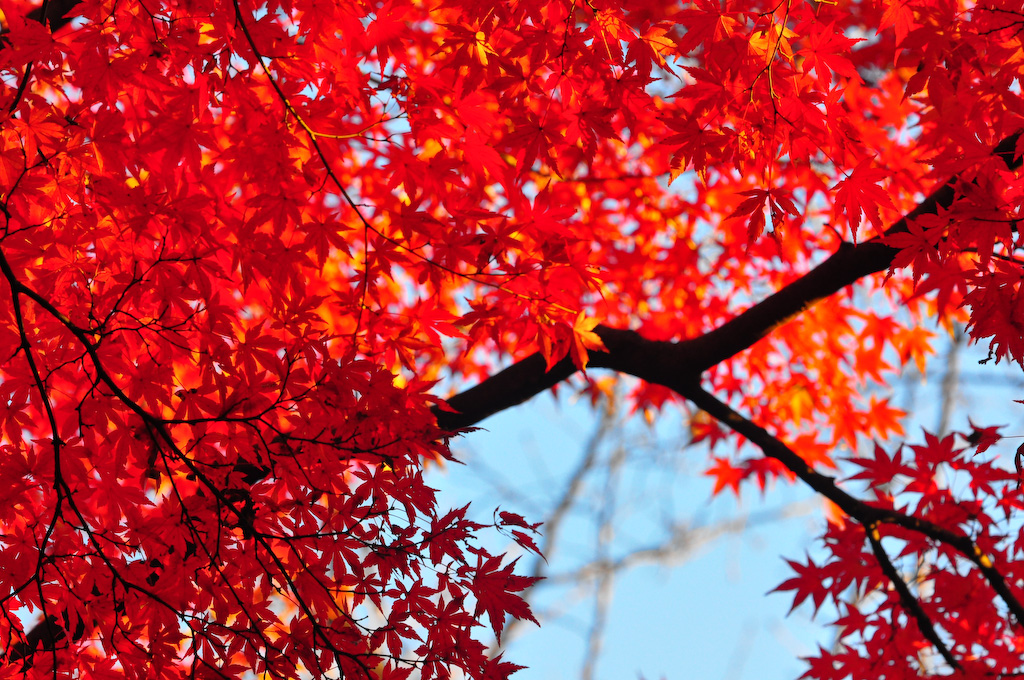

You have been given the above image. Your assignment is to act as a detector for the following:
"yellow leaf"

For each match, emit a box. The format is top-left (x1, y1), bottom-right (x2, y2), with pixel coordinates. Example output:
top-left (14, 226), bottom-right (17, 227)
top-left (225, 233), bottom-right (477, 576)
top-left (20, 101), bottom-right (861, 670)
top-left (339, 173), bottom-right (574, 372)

top-left (570, 312), bottom-right (607, 371)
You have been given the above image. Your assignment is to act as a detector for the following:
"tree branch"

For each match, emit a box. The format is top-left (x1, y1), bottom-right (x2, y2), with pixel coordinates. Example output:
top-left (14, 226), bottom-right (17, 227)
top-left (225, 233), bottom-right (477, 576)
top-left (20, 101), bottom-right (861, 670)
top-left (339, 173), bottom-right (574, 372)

top-left (433, 131), bottom-right (1024, 668)
top-left (435, 130), bottom-right (1023, 432)
top-left (25, 0), bottom-right (80, 31)
top-left (682, 383), bottom-right (1024, 651)
top-left (866, 531), bottom-right (960, 672)
top-left (437, 327), bottom-right (690, 431)
top-left (8, 0), bottom-right (1024, 665)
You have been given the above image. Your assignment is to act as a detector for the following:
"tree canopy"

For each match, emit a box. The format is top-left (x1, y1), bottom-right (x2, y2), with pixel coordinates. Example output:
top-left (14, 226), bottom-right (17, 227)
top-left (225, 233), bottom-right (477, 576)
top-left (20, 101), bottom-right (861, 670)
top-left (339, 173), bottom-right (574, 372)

top-left (1, 0), bottom-right (1023, 677)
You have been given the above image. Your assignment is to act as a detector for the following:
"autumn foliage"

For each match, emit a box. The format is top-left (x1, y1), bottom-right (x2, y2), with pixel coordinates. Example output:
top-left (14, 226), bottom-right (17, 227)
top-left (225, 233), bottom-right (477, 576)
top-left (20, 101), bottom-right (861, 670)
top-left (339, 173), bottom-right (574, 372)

top-left (1, 0), bottom-right (1024, 677)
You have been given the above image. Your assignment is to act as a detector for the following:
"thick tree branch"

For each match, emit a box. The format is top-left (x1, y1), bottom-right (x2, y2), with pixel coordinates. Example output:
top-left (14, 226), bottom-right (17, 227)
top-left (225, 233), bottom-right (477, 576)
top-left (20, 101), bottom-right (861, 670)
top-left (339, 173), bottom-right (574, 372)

top-left (691, 132), bottom-right (1022, 368)
top-left (434, 131), bottom-right (1024, 667)
top-left (436, 131), bottom-right (1023, 432)
top-left (25, 0), bottom-right (79, 31)
top-left (438, 327), bottom-right (691, 431)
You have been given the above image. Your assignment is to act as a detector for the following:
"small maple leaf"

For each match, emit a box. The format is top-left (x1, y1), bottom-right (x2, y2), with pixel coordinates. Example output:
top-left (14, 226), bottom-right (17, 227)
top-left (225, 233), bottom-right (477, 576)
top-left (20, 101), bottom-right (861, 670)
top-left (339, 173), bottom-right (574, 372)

top-left (569, 312), bottom-right (608, 371)
top-left (964, 418), bottom-right (1003, 454)
top-left (726, 188), bottom-right (800, 243)
top-left (705, 456), bottom-right (747, 496)
top-left (831, 160), bottom-right (897, 241)
top-left (772, 553), bottom-right (829, 614)
top-left (497, 510), bottom-right (542, 531)
top-left (846, 442), bottom-right (911, 487)
top-left (497, 509), bottom-right (544, 558)
top-left (470, 553), bottom-right (540, 643)
top-left (878, 0), bottom-right (917, 47)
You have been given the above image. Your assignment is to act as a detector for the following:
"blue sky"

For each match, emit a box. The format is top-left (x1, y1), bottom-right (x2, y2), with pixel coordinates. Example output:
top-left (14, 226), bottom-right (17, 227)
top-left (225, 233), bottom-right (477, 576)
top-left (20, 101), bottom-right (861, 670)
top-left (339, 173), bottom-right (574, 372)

top-left (428, 328), bottom-right (1024, 680)
top-left (432, 395), bottom-right (823, 680)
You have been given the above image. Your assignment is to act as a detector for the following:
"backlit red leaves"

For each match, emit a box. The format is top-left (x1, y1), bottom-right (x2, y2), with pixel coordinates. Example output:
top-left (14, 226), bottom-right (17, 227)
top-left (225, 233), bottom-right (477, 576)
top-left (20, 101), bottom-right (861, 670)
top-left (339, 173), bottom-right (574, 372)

top-left (726, 188), bottom-right (800, 243)
top-left (2, 0), bottom-right (1024, 677)
top-left (832, 160), bottom-right (897, 241)
top-left (773, 553), bottom-right (830, 615)
top-left (467, 551), bottom-right (539, 644)
top-left (569, 312), bottom-right (607, 371)
top-left (787, 426), bottom-right (1024, 679)
top-left (846, 442), bottom-right (913, 488)
top-left (966, 419), bottom-right (1003, 455)
top-left (705, 456), bottom-right (747, 496)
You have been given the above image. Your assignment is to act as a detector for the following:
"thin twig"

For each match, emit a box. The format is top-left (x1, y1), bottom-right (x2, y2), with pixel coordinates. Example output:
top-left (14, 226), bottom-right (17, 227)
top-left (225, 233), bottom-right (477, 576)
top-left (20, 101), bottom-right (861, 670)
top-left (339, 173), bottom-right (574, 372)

top-left (865, 529), bottom-right (960, 671)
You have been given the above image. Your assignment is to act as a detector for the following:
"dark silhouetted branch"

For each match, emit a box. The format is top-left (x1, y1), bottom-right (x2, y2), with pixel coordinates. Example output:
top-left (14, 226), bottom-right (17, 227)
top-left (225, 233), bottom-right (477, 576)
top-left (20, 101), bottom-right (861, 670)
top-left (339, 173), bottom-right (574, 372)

top-left (436, 131), bottom-right (1023, 433)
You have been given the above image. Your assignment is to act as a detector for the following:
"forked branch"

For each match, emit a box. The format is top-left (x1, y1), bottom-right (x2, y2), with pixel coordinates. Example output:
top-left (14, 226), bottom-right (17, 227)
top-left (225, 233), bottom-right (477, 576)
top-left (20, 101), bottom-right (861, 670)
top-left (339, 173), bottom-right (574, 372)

top-left (437, 131), bottom-right (1023, 433)
top-left (434, 131), bottom-right (1024, 666)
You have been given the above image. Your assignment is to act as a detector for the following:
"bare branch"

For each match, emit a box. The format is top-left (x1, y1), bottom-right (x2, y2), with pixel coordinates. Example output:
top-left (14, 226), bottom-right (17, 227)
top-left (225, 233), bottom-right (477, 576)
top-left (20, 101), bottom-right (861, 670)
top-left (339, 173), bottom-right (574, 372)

top-left (542, 501), bottom-right (817, 586)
